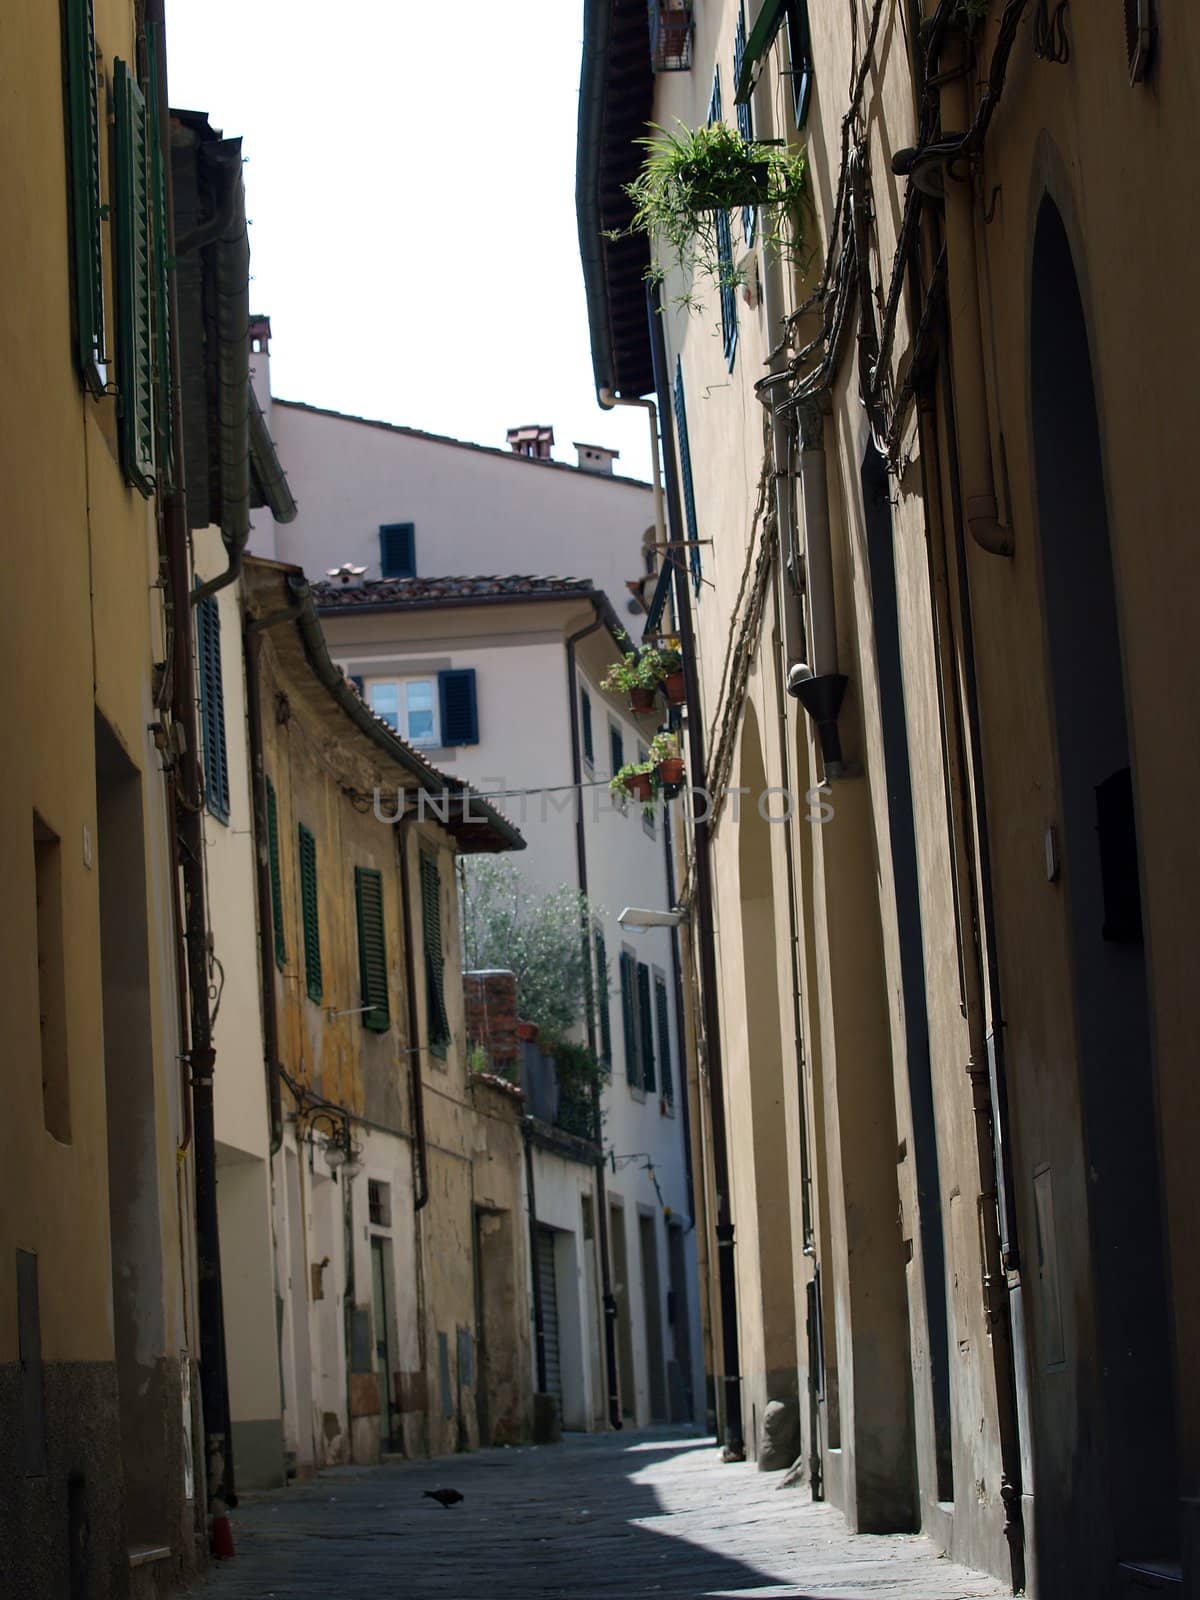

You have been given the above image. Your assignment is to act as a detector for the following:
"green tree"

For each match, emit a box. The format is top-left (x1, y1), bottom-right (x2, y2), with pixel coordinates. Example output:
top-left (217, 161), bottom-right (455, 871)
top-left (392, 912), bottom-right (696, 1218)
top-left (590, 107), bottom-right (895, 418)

top-left (458, 859), bottom-right (597, 1037)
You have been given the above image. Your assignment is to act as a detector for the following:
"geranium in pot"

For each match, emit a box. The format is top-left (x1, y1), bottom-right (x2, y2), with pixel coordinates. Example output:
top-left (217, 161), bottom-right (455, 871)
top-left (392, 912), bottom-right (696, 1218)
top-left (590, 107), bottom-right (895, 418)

top-left (610, 756), bottom-right (657, 809)
top-left (600, 644), bottom-right (667, 714)
top-left (650, 731), bottom-right (684, 789)
top-left (657, 644), bottom-right (686, 706)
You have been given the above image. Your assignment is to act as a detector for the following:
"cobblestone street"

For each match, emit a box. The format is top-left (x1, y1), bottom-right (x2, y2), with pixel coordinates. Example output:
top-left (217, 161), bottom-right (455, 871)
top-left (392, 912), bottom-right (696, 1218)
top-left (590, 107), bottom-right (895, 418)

top-left (194, 1430), bottom-right (1010, 1599)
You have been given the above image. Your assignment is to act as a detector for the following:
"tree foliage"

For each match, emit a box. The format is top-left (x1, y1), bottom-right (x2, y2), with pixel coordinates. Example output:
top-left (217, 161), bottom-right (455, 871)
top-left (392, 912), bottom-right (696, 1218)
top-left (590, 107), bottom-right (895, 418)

top-left (458, 858), bottom-right (597, 1038)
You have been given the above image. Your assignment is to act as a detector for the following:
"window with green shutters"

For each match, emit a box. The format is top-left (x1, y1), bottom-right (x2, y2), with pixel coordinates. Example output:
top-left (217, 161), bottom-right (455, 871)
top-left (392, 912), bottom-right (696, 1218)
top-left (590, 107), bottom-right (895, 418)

top-left (298, 825), bottom-right (322, 1003)
top-left (420, 851), bottom-right (450, 1057)
top-left (195, 595), bottom-right (230, 822)
top-left (619, 949), bottom-right (639, 1087)
top-left (144, 22), bottom-right (173, 486)
top-left (266, 778), bottom-right (285, 968)
top-left (654, 972), bottom-right (673, 1105)
top-left (581, 688), bottom-right (595, 767)
top-left (636, 961), bottom-right (657, 1094)
top-left (354, 867), bottom-right (390, 1032)
top-left (64, 0), bottom-right (106, 394)
top-left (594, 926), bottom-right (612, 1064)
top-left (113, 59), bottom-right (155, 495)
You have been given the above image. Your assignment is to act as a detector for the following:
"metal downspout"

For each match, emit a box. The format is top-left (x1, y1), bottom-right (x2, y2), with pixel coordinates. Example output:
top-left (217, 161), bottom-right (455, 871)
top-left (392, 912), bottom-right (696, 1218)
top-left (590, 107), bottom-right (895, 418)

top-left (647, 281), bottom-right (745, 1459)
top-left (146, 0), bottom-right (234, 1520)
top-left (397, 818), bottom-right (430, 1213)
top-left (566, 615), bottom-right (622, 1430)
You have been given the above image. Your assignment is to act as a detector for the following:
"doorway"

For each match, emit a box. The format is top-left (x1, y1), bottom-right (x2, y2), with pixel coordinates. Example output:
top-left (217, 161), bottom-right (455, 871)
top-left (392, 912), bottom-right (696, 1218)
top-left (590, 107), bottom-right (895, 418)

top-left (638, 1213), bottom-right (668, 1421)
top-left (369, 1235), bottom-right (395, 1452)
top-left (666, 1221), bottom-right (694, 1422)
top-left (608, 1202), bottom-right (636, 1421)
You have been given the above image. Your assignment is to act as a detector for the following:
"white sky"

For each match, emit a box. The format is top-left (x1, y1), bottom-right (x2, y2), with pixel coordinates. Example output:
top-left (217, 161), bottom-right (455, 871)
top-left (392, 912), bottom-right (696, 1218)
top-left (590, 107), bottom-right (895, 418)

top-left (163, 0), bottom-right (654, 482)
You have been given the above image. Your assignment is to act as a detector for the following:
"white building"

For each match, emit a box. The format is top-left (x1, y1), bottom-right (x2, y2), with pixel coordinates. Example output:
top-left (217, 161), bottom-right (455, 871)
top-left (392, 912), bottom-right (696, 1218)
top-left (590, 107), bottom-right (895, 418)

top-left (244, 320), bottom-right (703, 1430)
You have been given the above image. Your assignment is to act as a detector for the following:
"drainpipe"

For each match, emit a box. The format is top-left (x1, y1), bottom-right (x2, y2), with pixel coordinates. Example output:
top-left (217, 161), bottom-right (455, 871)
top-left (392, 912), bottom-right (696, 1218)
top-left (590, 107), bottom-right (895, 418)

top-left (565, 613), bottom-right (622, 1431)
top-left (244, 604), bottom-right (301, 1155)
top-left (397, 817), bottom-right (430, 1212)
top-left (147, 0), bottom-right (234, 1521)
top-left (646, 281), bottom-right (744, 1459)
top-left (597, 389), bottom-right (666, 559)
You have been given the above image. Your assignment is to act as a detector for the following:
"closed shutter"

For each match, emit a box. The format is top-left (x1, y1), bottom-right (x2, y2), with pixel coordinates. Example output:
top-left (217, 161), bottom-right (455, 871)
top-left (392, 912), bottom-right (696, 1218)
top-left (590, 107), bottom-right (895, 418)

top-left (420, 851), bottom-right (450, 1056)
top-left (655, 973), bottom-right (673, 1105)
top-left (113, 59), bottom-right (155, 495)
top-left (673, 360), bottom-right (701, 595)
top-left (298, 826), bottom-right (322, 1003)
top-left (144, 22), bottom-right (173, 486)
top-left (355, 867), bottom-right (390, 1032)
top-left (380, 523), bottom-right (415, 578)
top-left (438, 669), bottom-right (478, 746)
top-left (594, 928), bottom-right (612, 1065)
top-left (266, 777), bottom-right (285, 967)
top-left (786, 0), bottom-right (814, 127)
top-left (580, 688), bottom-right (594, 766)
top-left (536, 1228), bottom-right (563, 1403)
top-left (619, 950), bottom-right (639, 1086)
top-left (64, 0), bottom-right (106, 394)
top-left (610, 725), bottom-right (624, 778)
top-left (196, 596), bottom-right (230, 821)
top-left (637, 962), bottom-right (657, 1093)
top-left (734, 6), bottom-right (757, 243)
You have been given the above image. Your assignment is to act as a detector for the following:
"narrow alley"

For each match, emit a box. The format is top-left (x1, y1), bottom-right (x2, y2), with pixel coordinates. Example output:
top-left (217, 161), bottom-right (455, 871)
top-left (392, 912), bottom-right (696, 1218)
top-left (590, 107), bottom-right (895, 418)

top-left (194, 1431), bottom-right (1007, 1600)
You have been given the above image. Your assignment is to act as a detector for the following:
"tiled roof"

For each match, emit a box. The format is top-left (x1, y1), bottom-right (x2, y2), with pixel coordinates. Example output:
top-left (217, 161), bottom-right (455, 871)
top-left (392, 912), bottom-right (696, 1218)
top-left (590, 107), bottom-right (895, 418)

top-left (313, 574), bottom-right (596, 610)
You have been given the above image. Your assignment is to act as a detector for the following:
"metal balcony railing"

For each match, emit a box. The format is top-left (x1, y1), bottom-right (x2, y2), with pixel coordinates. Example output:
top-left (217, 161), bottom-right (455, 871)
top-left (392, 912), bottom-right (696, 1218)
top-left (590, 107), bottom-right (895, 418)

top-left (649, 2), bottom-right (693, 72)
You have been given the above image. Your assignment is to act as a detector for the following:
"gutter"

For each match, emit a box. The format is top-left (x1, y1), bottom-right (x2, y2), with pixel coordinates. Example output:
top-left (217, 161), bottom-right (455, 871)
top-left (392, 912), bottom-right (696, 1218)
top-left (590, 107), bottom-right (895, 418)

top-left (397, 820), bottom-right (430, 1211)
top-left (576, 0), bottom-right (618, 398)
top-left (565, 614), bottom-right (623, 1431)
top-left (248, 384), bottom-right (298, 525)
top-left (647, 280), bottom-right (745, 1459)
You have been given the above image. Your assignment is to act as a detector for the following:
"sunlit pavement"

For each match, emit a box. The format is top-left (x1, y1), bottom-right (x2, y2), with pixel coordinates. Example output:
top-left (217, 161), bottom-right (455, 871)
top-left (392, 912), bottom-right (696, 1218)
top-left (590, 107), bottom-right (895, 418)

top-left (193, 1428), bottom-right (1010, 1599)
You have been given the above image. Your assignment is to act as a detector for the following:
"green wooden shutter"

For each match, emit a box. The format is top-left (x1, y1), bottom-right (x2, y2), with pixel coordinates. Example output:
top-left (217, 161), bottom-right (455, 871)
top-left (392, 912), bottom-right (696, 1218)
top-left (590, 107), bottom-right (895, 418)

top-left (581, 689), bottom-right (594, 767)
top-left (619, 951), bottom-right (639, 1086)
top-left (64, 0), bottom-right (106, 394)
top-left (113, 60), bottom-right (155, 494)
top-left (380, 523), bottom-right (416, 577)
top-left (144, 22), bottom-right (173, 486)
top-left (355, 867), bottom-right (390, 1032)
top-left (266, 777), bottom-right (285, 968)
top-left (637, 962), bottom-right (657, 1093)
top-left (438, 669), bottom-right (478, 746)
top-left (420, 851), bottom-right (450, 1056)
top-left (594, 927), bottom-right (612, 1064)
top-left (654, 973), bottom-right (673, 1104)
top-left (298, 825), bottom-right (322, 1003)
top-left (196, 596), bottom-right (230, 821)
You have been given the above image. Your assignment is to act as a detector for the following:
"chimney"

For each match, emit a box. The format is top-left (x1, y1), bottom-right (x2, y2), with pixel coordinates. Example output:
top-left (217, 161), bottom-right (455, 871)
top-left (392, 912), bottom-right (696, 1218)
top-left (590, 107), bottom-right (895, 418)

top-left (325, 562), bottom-right (367, 589)
top-left (574, 441), bottom-right (620, 475)
top-left (506, 424), bottom-right (555, 461)
top-left (463, 970), bottom-right (519, 1073)
top-left (248, 312), bottom-right (272, 409)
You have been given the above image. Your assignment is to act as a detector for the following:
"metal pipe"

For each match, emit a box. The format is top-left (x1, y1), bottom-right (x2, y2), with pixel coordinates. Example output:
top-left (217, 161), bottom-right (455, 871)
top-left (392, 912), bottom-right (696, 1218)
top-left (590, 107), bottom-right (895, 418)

top-left (598, 388), bottom-right (666, 560)
top-left (565, 614), bottom-right (622, 1431)
top-left (398, 818), bottom-right (430, 1212)
top-left (146, 0), bottom-right (234, 1517)
top-left (647, 281), bottom-right (744, 1458)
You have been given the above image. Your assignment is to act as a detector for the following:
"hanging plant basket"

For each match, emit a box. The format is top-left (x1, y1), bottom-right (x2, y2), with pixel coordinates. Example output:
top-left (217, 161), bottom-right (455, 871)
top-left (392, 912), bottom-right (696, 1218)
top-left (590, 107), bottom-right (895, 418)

top-left (656, 756), bottom-right (685, 786)
top-left (627, 769), bottom-right (654, 804)
top-left (676, 158), bottom-right (771, 211)
top-left (663, 670), bottom-right (686, 706)
top-left (629, 685), bottom-right (658, 715)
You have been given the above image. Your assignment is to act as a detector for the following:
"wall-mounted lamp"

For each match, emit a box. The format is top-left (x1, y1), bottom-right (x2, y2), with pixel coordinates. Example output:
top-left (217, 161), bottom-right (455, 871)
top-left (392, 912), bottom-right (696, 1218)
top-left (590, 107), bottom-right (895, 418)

top-left (618, 905), bottom-right (686, 930)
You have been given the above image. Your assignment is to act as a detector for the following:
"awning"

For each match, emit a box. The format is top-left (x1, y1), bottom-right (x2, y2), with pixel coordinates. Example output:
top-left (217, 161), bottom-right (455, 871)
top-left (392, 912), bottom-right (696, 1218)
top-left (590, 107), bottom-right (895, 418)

top-left (734, 0), bottom-right (787, 103)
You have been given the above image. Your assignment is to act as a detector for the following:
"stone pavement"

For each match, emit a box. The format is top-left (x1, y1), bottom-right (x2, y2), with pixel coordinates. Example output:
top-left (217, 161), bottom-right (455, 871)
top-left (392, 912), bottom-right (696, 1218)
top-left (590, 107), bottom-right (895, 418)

top-left (192, 1429), bottom-right (1011, 1599)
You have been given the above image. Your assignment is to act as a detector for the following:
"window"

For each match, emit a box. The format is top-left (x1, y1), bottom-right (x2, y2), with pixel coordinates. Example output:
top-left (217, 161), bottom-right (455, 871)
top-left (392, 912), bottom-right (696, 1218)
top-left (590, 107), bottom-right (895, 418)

top-left (368, 1179), bottom-right (392, 1227)
top-left (420, 851), bottom-right (451, 1058)
top-left (654, 971), bottom-right (673, 1107)
top-left (594, 926), bottom-right (612, 1065)
top-left (196, 595), bottom-right (230, 822)
top-left (581, 687), bottom-right (595, 768)
top-left (367, 669), bottom-right (478, 748)
top-left (113, 59), bottom-right (155, 495)
top-left (787, 0), bottom-right (814, 128)
top-left (34, 816), bottom-right (70, 1143)
top-left (673, 360), bottom-right (702, 596)
top-left (266, 777), bottom-right (285, 968)
top-left (380, 523), bottom-right (416, 578)
top-left (610, 723), bottom-right (624, 779)
top-left (619, 948), bottom-right (640, 1087)
top-left (64, 0), bottom-right (106, 393)
top-left (733, 6), bottom-right (757, 244)
top-left (708, 68), bottom-right (738, 369)
top-left (355, 867), bottom-right (390, 1032)
top-left (636, 961), bottom-right (657, 1093)
top-left (298, 825), bottom-right (322, 1003)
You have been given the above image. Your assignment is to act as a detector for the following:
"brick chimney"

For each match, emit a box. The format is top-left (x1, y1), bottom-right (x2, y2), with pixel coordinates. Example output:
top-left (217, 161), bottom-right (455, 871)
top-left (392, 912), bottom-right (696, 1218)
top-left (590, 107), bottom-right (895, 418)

top-left (506, 424), bottom-right (555, 461)
top-left (574, 442), bottom-right (619, 475)
top-left (464, 970), bottom-right (519, 1073)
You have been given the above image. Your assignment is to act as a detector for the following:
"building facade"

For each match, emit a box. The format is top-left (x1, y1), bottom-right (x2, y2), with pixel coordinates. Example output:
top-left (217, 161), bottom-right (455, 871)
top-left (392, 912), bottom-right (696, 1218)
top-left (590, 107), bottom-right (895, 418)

top-left (579, 2), bottom-right (1200, 1597)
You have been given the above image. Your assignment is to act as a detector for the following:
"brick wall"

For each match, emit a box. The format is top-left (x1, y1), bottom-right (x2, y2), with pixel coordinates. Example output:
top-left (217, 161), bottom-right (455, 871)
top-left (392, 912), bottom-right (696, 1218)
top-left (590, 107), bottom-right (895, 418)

top-left (463, 969), bottom-right (519, 1072)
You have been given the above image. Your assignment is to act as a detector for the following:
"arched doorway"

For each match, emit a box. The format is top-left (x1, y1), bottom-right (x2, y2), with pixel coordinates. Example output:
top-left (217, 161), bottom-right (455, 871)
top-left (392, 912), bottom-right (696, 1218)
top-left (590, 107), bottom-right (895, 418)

top-left (1030, 196), bottom-right (1176, 1567)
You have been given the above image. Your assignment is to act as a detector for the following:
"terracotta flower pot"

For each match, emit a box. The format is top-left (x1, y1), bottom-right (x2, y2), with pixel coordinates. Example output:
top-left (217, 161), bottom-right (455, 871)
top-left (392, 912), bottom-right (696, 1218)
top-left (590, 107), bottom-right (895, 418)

top-left (664, 670), bottom-right (686, 706)
top-left (626, 771), bottom-right (654, 804)
top-left (656, 757), bottom-right (685, 787)
top-left (629, 685), bottom-right (657, 715)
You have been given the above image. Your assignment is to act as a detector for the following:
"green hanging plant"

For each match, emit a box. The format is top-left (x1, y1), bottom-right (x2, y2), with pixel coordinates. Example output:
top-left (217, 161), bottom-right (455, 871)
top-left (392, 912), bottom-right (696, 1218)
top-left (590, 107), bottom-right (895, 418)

top-left (612, 120), bottom-right (808, 310)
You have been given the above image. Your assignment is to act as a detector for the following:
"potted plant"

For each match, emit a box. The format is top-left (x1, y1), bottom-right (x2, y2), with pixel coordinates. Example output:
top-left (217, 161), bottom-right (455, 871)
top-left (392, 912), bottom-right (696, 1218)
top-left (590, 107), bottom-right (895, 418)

top-left (650, 731), bottom-right (684, 789)
top-left (600, 644), bottom-right (667, 713)
top-left (657, 644), bottom-right (686, 705)
top-left (613, 121), bottom-right (808, 310)
top-left (610, 756), bottom-right (657, 808)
